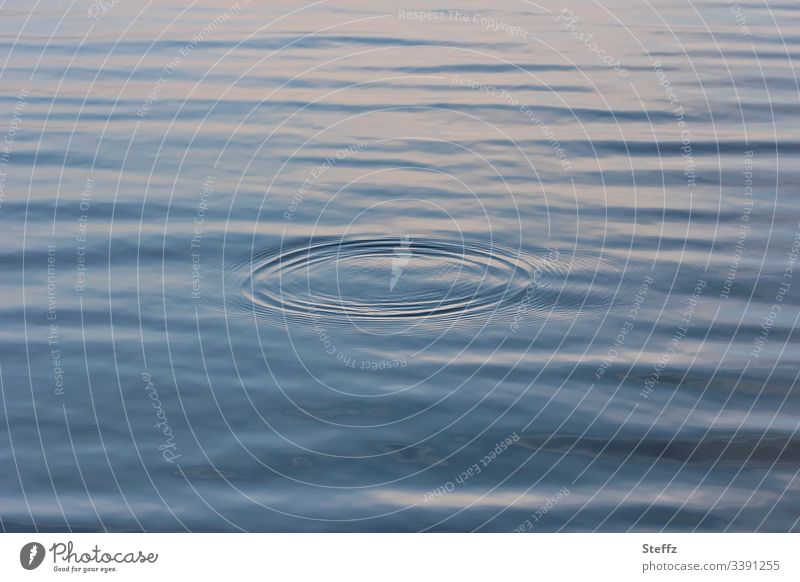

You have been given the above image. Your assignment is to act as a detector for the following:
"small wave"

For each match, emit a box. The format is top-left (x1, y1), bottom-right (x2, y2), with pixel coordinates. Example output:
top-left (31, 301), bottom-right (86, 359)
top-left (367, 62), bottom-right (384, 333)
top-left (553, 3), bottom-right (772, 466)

top-left (209, 236), bottom-right (630, 327)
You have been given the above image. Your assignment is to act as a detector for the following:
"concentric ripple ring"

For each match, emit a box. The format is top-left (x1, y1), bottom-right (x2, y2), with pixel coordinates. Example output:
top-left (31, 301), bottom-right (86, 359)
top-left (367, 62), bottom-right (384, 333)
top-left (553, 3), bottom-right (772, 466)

top-left (208, 237), bottom-right (631, 326)
top-left (242, 237), bottom-right (534, 321)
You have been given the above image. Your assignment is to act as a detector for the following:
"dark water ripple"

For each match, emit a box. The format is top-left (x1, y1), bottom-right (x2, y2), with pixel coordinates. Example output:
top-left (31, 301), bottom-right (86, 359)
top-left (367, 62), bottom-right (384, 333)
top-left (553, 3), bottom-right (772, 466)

top-left (208, 237), bottom-right (630, 327)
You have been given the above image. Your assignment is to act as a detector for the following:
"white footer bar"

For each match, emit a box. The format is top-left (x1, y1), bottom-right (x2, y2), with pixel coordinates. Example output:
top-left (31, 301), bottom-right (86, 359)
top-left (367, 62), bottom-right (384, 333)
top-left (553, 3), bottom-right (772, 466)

top-left (1, 533), bottom-right (796, 580)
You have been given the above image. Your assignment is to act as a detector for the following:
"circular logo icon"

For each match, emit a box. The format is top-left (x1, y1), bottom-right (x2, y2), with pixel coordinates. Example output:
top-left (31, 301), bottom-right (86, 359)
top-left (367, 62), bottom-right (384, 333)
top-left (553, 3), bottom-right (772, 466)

top-left (20, 542), bottom-right (46, 570)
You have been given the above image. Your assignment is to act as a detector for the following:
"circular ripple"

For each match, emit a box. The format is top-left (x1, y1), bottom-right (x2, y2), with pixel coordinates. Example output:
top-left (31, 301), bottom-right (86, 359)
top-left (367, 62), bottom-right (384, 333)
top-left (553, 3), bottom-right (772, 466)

top-left (210, 237), bottom-right (631, 326)
top-left (242, 237), bottom-right (534, 322)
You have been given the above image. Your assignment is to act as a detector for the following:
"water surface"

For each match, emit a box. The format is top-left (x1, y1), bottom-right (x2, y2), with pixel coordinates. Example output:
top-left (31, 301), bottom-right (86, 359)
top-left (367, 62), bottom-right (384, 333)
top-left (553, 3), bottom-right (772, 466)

top-left (1, 0), bottom-right (799, 531)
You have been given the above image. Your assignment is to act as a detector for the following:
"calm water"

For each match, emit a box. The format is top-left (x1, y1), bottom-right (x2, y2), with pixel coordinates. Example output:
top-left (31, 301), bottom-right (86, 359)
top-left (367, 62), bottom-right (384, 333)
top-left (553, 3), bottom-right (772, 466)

top-left (1, 0), bottom-right (799, 532)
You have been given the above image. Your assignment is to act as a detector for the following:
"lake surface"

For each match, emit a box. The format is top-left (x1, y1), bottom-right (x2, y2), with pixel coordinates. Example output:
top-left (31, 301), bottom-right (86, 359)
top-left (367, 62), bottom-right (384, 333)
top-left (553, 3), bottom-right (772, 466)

top-left (1, 0), bottom-right (799, 532)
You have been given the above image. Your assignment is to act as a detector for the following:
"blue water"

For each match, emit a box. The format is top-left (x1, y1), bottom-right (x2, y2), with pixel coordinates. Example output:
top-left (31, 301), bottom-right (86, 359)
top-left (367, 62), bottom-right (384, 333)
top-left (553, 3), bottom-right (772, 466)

top-left (1, 0), bottom-right (799, 532)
